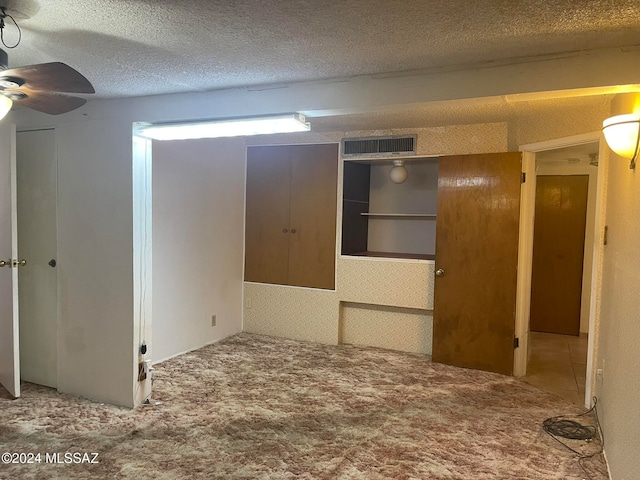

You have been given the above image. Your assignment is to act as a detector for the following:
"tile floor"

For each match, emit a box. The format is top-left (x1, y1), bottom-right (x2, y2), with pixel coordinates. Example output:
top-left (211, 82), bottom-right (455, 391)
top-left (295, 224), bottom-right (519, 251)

top-left (522, 331), bottom-right (588, 405)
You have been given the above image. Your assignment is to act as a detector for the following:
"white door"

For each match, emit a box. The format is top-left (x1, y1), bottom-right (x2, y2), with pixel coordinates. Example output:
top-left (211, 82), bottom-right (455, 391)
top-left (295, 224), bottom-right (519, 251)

top-left (0, 123), bottom-right (20, 398)
top-left (17, 129), bottom-right (58, 388)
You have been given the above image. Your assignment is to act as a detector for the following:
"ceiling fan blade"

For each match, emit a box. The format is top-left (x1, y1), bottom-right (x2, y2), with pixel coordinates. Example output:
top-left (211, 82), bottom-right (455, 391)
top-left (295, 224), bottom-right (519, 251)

top-left (12, 90), bottom-right (87, 115)
top-left (0, 62), bottom-right (95, 94)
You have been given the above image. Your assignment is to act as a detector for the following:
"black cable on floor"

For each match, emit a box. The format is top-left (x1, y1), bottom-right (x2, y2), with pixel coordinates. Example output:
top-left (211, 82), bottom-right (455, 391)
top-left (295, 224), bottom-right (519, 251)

top-left (543, 397), bottom-right (605, 480)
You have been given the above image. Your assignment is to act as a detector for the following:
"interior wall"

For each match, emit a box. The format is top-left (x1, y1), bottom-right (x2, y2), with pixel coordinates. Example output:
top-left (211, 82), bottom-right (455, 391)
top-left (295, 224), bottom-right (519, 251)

top-left (55, 120), bottom-right (136, 406)
top-left (596, 146), bottom-right (640, 479)
top-left (242, 124), bottom-right (502, 353)
top-left (5, 77), bottom-right (621, 408)
top-left (152, 138), bottom-right (245, 363)
top-left (535, 159), bottom-right (599, 333)
top-left (507, 97), bottom-right (611, 150)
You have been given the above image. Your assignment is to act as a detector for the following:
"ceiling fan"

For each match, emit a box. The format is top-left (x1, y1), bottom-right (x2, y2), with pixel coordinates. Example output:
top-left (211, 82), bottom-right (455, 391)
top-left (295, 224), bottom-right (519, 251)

top-left (0, 5), bottom-right (95, 119)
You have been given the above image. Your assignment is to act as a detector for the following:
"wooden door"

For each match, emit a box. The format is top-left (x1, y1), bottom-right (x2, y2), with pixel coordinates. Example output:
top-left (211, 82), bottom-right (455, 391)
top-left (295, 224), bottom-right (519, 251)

top-left (433, 152), bottom-right (522, 375)
top-left (530, 175), bottom-right (589, 336)
top-left (289, 144), bottom-right (338, 289)
top-left (244, 146), bottom-right (292, 285)
top-left (0, 123), bottom-right (20, 398)
top-left (17, 129), bottom-right (59, 388)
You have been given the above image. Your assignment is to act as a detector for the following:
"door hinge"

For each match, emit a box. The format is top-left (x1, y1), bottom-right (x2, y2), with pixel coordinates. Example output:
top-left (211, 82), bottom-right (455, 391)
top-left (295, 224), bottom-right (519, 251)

top-left (514, 337), bottom-right (520, 349)
top-left (603, 225), bottom-right (608, 246)
top-left (521, 172), bottom-right (526, 183)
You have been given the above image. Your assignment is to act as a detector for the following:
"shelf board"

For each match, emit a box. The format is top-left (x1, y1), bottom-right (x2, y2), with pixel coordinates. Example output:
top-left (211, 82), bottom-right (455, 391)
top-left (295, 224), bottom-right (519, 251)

top-left (361, 213), bottom-right (437, 219)
top-left (345, 251), bottom-right (436, 261)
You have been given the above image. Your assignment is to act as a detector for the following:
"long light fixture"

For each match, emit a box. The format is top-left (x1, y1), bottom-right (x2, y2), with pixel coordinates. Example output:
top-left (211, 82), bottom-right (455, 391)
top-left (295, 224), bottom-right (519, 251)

top-left (137, 113), bottom-right (310, 141)
top-left (0, 94), bottom-right (12, 120)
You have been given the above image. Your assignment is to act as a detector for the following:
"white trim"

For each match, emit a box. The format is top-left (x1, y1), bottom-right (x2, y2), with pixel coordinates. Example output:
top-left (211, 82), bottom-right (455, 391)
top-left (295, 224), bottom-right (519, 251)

top-left (584, 139), bottom-right (608, 408)
top-left (513, 151), bottom-right (536, 376)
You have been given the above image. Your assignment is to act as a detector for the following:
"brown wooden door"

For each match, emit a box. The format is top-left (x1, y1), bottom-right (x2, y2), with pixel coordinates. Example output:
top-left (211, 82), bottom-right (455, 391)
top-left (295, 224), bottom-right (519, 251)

top-left (244, 146), bottom-right (291, 285)
top-left (433, 152), bottom-right (522, 375)
top-left (530, 175), bottom-right (589, 336)
top-left (288, 144), bottom-right (338, 289)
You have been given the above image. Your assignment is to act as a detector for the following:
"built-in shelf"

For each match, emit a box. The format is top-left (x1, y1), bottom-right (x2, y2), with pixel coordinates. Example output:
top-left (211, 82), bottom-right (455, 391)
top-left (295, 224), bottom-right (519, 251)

top-left (361, 213), bottom-right (437, 219)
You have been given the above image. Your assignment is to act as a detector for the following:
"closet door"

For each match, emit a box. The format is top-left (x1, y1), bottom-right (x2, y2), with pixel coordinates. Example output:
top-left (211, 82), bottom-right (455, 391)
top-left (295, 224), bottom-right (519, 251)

top-left (244, 146), bottom-right (291, 285)
top-left (288, 144), bottom-right (338, 289)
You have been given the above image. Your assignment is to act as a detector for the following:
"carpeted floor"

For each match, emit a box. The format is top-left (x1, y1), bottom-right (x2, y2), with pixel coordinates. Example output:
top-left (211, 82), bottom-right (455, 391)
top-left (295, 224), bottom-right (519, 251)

top-left (0, 333), bottom-right (607, 479)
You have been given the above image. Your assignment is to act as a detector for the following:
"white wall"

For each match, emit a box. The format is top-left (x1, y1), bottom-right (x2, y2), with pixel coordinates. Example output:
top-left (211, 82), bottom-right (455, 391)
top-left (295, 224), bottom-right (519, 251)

top-left (152, 138), bottom-right (245, 363)
top-left (55, 120), bottom-right (136, 406)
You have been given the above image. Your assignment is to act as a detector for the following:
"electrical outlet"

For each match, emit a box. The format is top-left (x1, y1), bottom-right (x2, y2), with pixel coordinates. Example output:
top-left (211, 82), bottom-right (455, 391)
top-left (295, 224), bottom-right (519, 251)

top-left (138, 362), bottom-right (147, 382)
top-left (211, 314), bottom-right (216, 327)
top-left (245, 297), bottom-right (252, 308)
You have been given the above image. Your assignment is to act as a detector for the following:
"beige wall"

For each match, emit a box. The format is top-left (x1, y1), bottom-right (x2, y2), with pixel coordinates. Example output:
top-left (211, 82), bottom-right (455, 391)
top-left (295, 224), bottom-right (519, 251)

top-left (596, 140), bottom-right (640, 479)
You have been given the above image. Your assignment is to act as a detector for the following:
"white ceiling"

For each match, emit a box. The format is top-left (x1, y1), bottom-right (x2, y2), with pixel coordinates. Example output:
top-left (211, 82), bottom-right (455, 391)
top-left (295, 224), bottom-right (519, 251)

top-left (3, 0), bottom-right (640, 100)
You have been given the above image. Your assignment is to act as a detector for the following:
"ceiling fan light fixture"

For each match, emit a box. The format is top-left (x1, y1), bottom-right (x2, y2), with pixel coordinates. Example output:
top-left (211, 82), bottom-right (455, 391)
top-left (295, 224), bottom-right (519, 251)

top-left (136, 113), bottom-right (310, 141)
top-left (0, 93), bottom-right (12, 119)
top-left (2, 90), bottom-right (24, 101)
top-left (0, 76), bottom-right (23, 89)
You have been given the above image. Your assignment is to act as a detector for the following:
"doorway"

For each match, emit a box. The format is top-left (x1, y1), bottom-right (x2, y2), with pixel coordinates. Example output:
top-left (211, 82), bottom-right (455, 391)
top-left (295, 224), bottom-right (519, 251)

top-left (530, 174), bottom-right (589, 336)
top-left (16, 128), bottom-right (58, 388)
top-left (517, 135), bottom-right (603, 406)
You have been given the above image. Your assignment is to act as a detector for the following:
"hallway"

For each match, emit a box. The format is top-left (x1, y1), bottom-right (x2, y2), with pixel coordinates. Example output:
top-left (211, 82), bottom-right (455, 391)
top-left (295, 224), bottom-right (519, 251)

top-left (522, 331), bottom-right (588, 405)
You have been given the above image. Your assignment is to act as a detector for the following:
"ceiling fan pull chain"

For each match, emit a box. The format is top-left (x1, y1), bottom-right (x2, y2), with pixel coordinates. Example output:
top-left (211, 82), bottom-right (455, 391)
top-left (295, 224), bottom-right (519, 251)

top-left (0, 7), bottom-right (21, 49)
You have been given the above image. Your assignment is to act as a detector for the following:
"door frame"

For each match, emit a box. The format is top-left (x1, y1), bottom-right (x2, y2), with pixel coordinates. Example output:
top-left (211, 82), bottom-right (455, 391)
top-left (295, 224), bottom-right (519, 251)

top-left (516, 132), bottom-right (606, 408)
top-left (16, 128), bottom-right (59, 388)
top-left (0, 123), bottom-right (20, 398)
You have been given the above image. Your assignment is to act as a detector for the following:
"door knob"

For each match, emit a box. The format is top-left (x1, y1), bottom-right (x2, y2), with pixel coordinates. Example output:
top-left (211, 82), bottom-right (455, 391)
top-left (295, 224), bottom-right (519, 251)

top-left (13, 259), bottom-right (27, 267)
top-left (435, 268), bottom-right (445, 277)
top-left (49, 259), bottom-right (57, 268)
top-left (0, 259), bottom-right (9, 267)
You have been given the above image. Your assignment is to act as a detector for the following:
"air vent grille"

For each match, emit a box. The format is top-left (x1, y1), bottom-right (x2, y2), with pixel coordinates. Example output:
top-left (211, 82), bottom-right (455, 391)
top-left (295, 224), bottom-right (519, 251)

top-left (342, 135), bottom-right (417, 157)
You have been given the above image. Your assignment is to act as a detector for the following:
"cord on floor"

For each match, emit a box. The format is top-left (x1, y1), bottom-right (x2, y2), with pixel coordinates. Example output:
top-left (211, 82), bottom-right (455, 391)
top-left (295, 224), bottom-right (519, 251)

top-left (543, 397), bottom-right (605, 480)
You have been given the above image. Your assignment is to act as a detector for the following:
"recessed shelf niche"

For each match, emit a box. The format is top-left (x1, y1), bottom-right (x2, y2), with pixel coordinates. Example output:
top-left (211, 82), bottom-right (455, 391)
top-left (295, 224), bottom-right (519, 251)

top-left (341, 157), bottom-right (439, 260)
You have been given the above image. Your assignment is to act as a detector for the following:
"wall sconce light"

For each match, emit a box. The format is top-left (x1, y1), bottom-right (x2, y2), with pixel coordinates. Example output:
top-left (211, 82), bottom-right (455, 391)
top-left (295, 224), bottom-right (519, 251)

top-left (389, 160), bottom-right (408, 184)
top-left (136, 113), bottom-right (310, 141)
top-left (602, 113), bottom-right (640, 170)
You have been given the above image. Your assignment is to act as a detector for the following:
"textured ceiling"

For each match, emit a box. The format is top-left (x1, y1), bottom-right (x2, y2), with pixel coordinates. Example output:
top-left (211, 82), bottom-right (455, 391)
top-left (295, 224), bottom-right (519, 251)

top-left (2, 0), bottom-right (640, 99)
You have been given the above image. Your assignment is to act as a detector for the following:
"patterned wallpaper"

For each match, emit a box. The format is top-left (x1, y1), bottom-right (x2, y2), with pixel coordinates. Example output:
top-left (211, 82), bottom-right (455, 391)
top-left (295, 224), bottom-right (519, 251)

top-left (243, 282), bottom-right (339, 345)
top-left (337, 257), bottom-right (435, 310)
top-left (341, 302), bottom-right (433, 355)
top-left (243, 257), bottom-right (435, 353)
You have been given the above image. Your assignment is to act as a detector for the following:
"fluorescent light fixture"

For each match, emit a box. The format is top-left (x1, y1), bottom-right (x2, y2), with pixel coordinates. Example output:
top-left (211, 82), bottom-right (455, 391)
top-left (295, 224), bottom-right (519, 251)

top-left (137, 113), bottom-right (310, 141)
